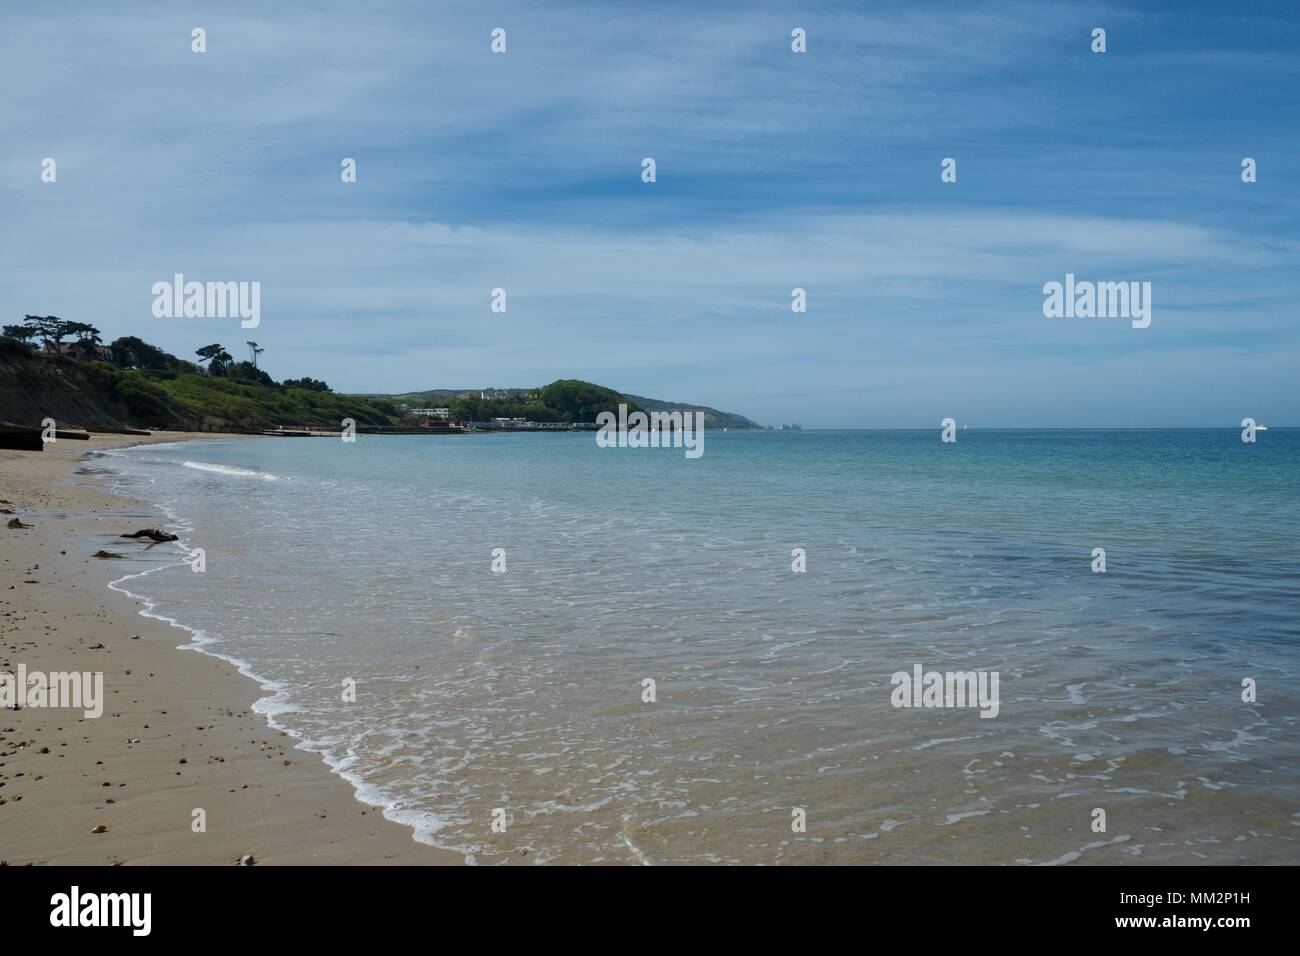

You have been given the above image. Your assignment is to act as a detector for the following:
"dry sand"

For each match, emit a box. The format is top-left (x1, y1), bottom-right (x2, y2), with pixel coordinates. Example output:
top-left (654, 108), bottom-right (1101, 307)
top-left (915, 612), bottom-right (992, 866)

top-left (0, 433), bottom-right (459, 865)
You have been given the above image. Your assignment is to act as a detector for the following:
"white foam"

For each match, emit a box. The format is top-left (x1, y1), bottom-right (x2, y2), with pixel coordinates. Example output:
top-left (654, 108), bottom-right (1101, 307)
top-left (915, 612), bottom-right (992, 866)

top-left (95, 457), bottom-right (461, 857)
top-left (943, 809), bottom-right (990, 825)
top-left (618, 832), bottom-right (656, 866)
top-left (1024, 834), bottom-right (1130, 866)
top-left (182, 460), bottom-right (280, 480)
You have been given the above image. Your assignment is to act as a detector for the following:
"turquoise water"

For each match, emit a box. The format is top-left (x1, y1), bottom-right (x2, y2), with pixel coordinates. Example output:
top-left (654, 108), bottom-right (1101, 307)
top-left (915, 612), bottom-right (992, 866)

top-left (95, 429), bottom-right (1300, 864)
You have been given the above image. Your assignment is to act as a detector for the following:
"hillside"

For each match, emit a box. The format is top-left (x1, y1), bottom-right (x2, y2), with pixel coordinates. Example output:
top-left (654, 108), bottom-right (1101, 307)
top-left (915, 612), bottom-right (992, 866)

top-left (2, 331), bottom-right (760, 434)
top-left (0, 339), bottom-right (399, 432)
top-left (619, 393), bottom-right (761, 430)
top-left (368, 384), bottom-right (761, 428)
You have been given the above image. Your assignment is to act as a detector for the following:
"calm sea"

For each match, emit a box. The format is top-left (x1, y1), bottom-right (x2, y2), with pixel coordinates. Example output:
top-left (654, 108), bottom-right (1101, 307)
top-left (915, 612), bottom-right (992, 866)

top-left (90, 429), bottom-right (1300, 864)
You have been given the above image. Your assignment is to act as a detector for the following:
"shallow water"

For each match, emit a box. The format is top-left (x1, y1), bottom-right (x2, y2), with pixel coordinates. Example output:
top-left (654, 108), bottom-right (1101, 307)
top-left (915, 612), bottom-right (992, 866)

top-left (95, 429), bottom-right (1300, 864)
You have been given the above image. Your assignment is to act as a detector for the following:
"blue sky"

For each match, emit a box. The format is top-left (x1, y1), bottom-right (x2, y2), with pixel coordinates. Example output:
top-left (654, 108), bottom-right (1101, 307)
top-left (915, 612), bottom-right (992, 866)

top-left (2, 0), bottom-right (1298, 426)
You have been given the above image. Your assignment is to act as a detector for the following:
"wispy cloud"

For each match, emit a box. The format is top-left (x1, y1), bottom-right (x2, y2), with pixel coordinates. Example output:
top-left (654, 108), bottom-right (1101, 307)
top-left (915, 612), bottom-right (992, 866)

top-left (2, 0), bottom-right (1297, 425)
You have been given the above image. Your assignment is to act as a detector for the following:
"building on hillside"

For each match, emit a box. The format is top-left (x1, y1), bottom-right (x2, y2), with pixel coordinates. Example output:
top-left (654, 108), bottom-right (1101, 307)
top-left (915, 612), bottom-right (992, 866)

top-left (43, 341), bottom-right (113, 362)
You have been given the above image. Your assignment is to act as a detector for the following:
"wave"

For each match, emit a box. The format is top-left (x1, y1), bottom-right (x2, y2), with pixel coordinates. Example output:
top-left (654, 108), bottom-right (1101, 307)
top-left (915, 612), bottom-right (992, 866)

top-left (95, 452), bottom-right (462, 860)
top-left (104, 554), bottom-right (462, 858)
top-left (182, 460), bottom-right (281, 480)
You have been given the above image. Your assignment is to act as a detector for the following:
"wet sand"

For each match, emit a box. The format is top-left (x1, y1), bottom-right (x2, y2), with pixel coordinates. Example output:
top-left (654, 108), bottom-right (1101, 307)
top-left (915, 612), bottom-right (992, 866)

top-left (0, 433), bottom-right (459, 865)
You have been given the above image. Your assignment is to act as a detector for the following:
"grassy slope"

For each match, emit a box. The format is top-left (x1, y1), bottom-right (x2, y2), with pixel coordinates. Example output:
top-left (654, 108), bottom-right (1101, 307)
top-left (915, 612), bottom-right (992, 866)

top-left (0, 344), bottom-right (398, 432)
top-left (363, 381), bottom-right (761, 428)
top-left (618, 393), bottom-right (761, 430)
top-left (152, 373), bottom-right (398, 431)
top-left (2, 344), bottom-right (755, 432)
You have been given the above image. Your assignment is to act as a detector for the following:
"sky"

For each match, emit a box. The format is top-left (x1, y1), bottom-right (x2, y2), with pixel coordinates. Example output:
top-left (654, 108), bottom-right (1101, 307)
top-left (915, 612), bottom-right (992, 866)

top-left (2, 0), bottom-right (1298, 427)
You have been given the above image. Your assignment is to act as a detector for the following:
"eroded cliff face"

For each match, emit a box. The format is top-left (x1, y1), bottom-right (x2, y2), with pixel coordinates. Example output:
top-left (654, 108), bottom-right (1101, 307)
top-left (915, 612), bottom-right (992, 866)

top-left (1, 342), bottom-right (400, 434)
top-left (0, 345), bottom-right (183, 431)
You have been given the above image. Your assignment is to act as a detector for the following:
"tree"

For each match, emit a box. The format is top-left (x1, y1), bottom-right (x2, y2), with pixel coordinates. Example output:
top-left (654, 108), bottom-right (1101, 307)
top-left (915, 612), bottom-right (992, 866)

top-left (42, 315), bottom-right (72, 347)
top-left (227, 361), bottom-right (274, 386)
top-left (112, 336), bottom-right (167, 370)
top-left (109, 336), bottom-right (196, 372)
top-left (281, 376), bottom-right (331, 392)
top-left (70, 321), bottom-right (101, 342)
top-left (2, 323), bottom-right (38, 346)
top-left (195, 343), bottom-right (222, 365)
top-left (2, 315), bottom-right (102, 353)
top-left (64, 321), bottom-right (104, 357)
top-left (538, 380), bottom-right (639, 423)
top-left (10, 315), bottom-right (70, 348)
top-left (246, 341), bottom-right (264, 368)
top-left (195, 343), bottom-right (233, 376)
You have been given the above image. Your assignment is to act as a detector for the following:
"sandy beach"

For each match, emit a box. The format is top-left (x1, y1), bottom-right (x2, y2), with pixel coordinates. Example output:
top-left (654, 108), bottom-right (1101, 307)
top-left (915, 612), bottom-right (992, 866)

top-left (0, 433), bottom-right (458, 865)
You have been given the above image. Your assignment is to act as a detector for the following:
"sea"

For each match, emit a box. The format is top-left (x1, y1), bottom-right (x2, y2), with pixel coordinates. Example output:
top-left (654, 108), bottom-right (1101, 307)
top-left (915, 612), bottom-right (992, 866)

top-left (86, 428), bottom-right (1300, 865)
